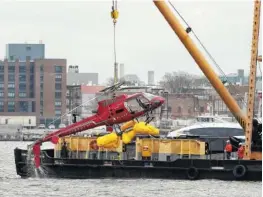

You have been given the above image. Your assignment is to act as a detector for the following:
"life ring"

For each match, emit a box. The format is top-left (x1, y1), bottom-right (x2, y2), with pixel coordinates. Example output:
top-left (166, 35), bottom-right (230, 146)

top-left (233, 165), bottom-right (247, 179)
top-left (89, 140), bottom-right (99, 151)
top-left (186, 167), bottom-right (199, 180)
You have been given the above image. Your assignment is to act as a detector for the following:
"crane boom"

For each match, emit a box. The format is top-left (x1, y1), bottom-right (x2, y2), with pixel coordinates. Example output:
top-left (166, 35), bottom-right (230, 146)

top-left (153, 1), bottom-right (248, 129)
top-left (244, 0), bottom-right (261, 160)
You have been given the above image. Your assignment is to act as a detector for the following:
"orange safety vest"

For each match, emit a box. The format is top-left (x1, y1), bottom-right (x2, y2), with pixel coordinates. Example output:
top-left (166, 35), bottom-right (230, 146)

top-left (225, 144), bottom-right (232, 152)
top-left (237, 146), bottom-right (245, 159)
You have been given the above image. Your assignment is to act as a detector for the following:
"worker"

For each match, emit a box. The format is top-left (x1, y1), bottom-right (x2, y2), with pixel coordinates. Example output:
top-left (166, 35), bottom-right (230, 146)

top-left (61, 138), bottom-right (69, 158)
top-left (237, 143), bottom-right (245, 159)
top-left (224, 140), bottom-right (232, 159)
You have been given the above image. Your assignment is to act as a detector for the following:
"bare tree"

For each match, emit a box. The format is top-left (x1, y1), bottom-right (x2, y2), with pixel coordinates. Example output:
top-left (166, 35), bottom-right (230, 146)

top-left (160, 71), bottom-right (212, 93)
top-left (160, 71), bottom-right (194, 93)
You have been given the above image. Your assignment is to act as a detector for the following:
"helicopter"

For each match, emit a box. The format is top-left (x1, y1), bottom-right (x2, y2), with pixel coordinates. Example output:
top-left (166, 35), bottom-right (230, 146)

top-left (32, 81), bottom-right (165, 167)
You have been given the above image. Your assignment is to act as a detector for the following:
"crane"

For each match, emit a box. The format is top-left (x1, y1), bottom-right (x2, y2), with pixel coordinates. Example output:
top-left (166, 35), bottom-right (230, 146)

top-left (153, 1), bottom-right (261, 160)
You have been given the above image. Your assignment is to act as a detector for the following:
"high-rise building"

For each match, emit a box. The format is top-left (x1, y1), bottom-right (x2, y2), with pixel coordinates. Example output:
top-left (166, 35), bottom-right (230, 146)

top-left (148, 71), bottom-right (154, 85)
top-left (0, 43), bottom-right (66, 127)
top-left (6, 43), bottom-right (45, 61)
top-left (119, 63), bottom-right (124, 79)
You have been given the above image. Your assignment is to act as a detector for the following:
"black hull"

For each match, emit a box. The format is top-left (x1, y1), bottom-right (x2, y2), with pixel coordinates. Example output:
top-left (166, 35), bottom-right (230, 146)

top-left (14, 148), bottom-right (262, 181)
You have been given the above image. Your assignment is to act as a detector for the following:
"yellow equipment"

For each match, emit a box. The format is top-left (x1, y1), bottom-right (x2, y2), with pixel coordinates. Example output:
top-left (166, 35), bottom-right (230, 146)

top-left (96, 120), bottom-right (160, 148)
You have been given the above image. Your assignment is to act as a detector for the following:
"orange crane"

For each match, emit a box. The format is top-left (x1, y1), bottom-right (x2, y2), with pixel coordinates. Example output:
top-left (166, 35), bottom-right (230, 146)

top-left (153, 1), bottom-right (261, 160)
top-left (244, 0), bottom-right (261, 160)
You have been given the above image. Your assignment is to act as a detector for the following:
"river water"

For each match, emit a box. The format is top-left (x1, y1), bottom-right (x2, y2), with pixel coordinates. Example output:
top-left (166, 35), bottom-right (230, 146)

top-left (0, 141), bottom-right (261, 197)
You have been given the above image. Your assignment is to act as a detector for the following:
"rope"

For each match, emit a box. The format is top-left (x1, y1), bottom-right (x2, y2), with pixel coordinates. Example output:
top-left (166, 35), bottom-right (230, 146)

top-left (111, 0), bottom-right (119, 84)
top-left (168, 1), bottom-right (247, 106)
top-left (113, 22), bottom-right (117, 65)
top-left (46, 95), bottom-right (101, 128)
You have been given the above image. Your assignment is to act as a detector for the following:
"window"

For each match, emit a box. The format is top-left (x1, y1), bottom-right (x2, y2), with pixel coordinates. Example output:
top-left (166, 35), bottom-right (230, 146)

top-left (40, 101), bottom-right (44, 108)
top-left (30, 74), bottom-right (34, 82)
top-left (19, 83), bottom-right (26, 91)
top-left (8, 66), bottom-right (15, 73)
top-left (40, 64), bottom-right (44, 72)
top-left (0, 83), bottom-right (4, 89)
top-left (29, 91), bottom-right (34, 98)
top-left (40, 83), bottom-right (44, 91)
top-left (0, 66), bottom-right (4, 73)
top-left (8, 102), bottom-right (15, 112)
top-left (55, 101), bottom-right (61, 107)
top-left (8, 83), bottom-right (15, 88)
top-left (19, 66), bottom-right (26, 73)
top-left (0, 92), bottom-right (4, 97)
top-left (40, 75), bottom-right (44, 82)
top-left (55, 110), bottom-right (61, 116)
top-left (29, 119), bottom-right (31, 124)
top-left (26, 56), bottom-right (31, 60)
top-left (0, 101), bottom-right (3, 112)
top-left (8, 74), bottom-right (15, 81)
top-left (19, 75), bottom-right (26, 82)
top-left (55, 83), bottom-right (61, 90)
top-left (55, 65), bottom-right (62, 73)
top-left (19, 101), bottom-right (28, 112)
top-left (8, 92), bottom-right (15, 98)
top-left (30, 62), bottom-right (34, 73)
top-left (19, 92), bottom-right (27, 98)
top-left (26, 46), bottom-right (31, 51)
top-left (55, 92), bottom-right (61, 99)
top-left (0, 75), bottom-right (4, 81)
top-left (55, 74), bottom-right (62, 82)
top-left (10, 56), bottom-right (14, 61)
top-left (31, 101), bottom-right (35, 112)
top-left (40, 92), bottom-right (43, 100)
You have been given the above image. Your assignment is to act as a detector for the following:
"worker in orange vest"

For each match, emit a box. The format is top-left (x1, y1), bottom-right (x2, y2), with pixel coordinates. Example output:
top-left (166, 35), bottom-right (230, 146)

top-left (224, 140), bottom-right (232, 159)
top-left (237, 143), bottom-right (245, 159)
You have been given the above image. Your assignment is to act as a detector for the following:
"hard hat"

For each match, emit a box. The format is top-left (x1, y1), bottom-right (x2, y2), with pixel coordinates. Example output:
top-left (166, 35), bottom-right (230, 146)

top-left (226, 140), bottom-right (230, 143)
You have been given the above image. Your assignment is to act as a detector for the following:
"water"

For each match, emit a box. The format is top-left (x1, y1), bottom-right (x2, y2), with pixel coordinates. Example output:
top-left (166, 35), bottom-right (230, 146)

top-left (0, 141), bottom-right (261, 197)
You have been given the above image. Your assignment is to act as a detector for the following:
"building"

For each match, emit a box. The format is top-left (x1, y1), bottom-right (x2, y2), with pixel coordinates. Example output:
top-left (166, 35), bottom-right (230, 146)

top-left (66, 85), bottom-right (82, 124)
top-left (148, 71), bottom-right (154, 85)
top-left (6, 43), bottom-right (45, 61)
top-left (119, 63), bottom-right (124, 79)
top-left (67, 65), bottom-right (98, 85)
top-left (37, 59), bottom-right (67, 127)
top-left (0, 59), bottom-right (67, 127)
top-left (0, 43), bottom-right (67, 128)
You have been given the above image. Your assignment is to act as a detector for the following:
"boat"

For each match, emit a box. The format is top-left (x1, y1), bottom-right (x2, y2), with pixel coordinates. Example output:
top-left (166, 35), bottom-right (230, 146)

top-left (167, 122), bottom-right (244, 152)
top-left (14, 135), bottom-right (261, 181)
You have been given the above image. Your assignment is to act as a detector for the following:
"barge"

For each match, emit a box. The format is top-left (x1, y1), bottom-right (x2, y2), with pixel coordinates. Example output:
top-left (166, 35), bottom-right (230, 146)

top-left (14, 136), bottom-right (262, 181)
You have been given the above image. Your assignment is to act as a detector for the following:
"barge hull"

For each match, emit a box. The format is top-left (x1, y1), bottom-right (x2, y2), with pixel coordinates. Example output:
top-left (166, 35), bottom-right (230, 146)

top-left (14, 148), bottom-right (262, 181)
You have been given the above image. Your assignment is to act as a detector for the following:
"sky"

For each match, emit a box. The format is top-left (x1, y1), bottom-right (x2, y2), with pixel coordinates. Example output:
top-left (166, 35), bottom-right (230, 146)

top-left (0, 0), bottom-right (261, 84)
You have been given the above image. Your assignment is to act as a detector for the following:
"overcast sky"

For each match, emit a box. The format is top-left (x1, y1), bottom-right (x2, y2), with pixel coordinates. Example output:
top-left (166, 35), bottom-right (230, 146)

top-left (0, 0), bottom-right (261, 84)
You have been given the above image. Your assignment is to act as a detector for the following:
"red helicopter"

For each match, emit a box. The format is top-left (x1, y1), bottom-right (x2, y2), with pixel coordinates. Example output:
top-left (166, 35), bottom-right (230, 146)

top-left (32, 82), bottom-right (165, 167)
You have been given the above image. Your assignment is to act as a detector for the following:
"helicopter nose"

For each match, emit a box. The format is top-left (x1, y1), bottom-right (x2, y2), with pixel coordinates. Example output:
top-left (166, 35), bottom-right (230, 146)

top-left (151, 96), bottom-right (165, 107)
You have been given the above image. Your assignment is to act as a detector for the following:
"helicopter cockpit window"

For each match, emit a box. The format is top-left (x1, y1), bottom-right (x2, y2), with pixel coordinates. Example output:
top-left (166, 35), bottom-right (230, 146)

top-left (124, 95), bottom-right (150, 113)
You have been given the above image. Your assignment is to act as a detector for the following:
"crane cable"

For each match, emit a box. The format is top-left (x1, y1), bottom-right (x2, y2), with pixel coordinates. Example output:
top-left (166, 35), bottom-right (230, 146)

top-left (168, 1), bottom-right (247, 106)
top-left (111, 0), bottom-right (119, 84)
